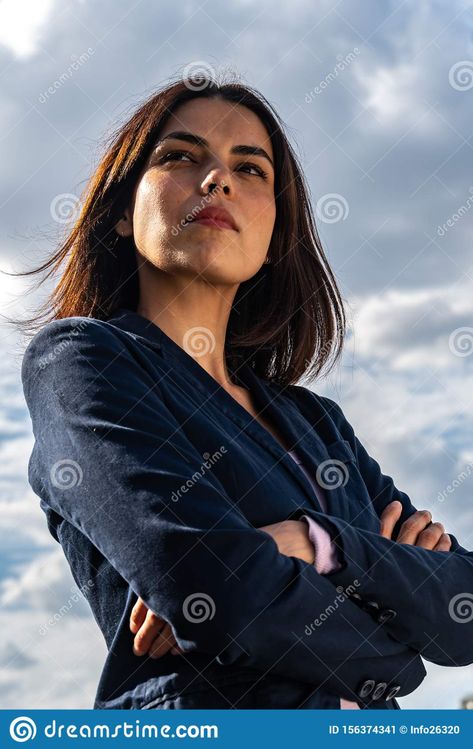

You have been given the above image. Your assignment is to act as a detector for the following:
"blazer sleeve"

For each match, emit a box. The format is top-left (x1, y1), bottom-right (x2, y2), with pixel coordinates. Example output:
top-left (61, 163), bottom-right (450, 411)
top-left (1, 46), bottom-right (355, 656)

top-left (300, 394), bottom-right (473, 668)
top-left (21, 319), bottom-right (426, 702)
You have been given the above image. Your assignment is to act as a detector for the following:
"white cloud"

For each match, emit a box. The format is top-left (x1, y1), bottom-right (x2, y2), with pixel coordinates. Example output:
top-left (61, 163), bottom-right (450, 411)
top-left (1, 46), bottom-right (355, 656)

top-left (0, 548), bottom-right (91, 614)
top-left (0, 611), bottom-right (105, 708)
top-left (348, 283), bottom-right (473, 371)
top-left (358, 62), bottom-right (425, 127)
top-left (0, 0), bottom-right (56, 59)
top-left (315, 280), bottom-right (473, 560)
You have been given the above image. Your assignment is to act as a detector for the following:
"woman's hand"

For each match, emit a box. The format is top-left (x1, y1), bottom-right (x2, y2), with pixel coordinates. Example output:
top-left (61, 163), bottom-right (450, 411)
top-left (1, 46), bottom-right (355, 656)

top-left (130, 506), bottom-right (451, 659)
top-left (129, 596), bottom-right (184, 658)
top-left (132, 506), bottom-right (451, 660)
top-left (258, 519), bottom-right (315, 564)
top-left (379, 500), bottom-right (452, 551)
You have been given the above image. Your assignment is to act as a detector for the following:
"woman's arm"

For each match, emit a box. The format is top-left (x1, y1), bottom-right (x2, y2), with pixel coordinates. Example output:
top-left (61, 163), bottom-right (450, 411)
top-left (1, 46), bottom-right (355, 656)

top-left (21, 318), bottom-right (426, 703)
top-left (298, 393), bottom-right (473, 667)
top-left (131, 502), bottom-right (451, 658)
top-left (130, 519), bottom-right (316, 658)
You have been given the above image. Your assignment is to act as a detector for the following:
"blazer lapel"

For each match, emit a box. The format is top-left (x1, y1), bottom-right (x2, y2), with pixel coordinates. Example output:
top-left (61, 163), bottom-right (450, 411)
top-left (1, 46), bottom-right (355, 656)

top-left (107, 309), bottom-right (333, 517)
top-left (230, 363), bottom-right (335, 515)
top-left (237, 365), bottom-right (350, 519)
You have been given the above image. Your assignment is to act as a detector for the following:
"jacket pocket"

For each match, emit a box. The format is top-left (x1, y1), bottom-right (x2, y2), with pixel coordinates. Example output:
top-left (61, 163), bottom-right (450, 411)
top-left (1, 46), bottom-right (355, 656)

top-left (325, 438), bottom-right (357, 464)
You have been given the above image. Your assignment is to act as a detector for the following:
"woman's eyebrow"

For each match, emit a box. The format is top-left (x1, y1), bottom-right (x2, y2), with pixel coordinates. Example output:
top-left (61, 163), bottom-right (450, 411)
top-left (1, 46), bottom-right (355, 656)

top-left (154, 130), bottom-right (274, 169)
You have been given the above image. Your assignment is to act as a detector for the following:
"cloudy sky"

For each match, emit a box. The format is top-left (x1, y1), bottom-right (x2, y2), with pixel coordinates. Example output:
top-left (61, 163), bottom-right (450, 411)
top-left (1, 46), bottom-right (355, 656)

top-left (1, 0), bottom-right (472, 710)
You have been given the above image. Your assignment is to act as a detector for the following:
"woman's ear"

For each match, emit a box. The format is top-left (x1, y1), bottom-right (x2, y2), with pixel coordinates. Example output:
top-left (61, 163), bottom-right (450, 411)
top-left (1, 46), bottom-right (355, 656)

top-left (115, 208), bottom-right (133, 237)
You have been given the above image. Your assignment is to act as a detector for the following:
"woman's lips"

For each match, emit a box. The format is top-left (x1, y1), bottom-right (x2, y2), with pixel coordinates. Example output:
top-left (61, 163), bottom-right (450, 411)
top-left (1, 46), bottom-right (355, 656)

top-left (189, 217), bottom-right (237, 231)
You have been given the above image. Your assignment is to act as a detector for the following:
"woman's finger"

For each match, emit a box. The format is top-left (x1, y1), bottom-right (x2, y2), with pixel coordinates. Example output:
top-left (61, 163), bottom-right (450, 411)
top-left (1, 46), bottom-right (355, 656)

top-left (415, 522), bottom-right (445, 550)
top-left (433, 533), bottom-right (452, 552)
top-left (149, 622), bottom-right (177, 659)
top-left (129, 597), bottom-right (149, 634)
top-left (133, 609), bottom-right (167, 656)
top-left (397, 509), bottom-right (432, 545)
top-left (379, 501), bottom-right (403, 539)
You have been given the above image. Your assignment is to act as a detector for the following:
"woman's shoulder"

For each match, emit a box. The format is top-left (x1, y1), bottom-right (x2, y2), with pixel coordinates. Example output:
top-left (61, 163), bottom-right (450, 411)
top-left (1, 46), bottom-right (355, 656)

top-left (284, 381), bottom-right (345, 425)
top-left (22, 316), bottom-right (122, 370)
top-left (20, 314), bottom-right (164, 398)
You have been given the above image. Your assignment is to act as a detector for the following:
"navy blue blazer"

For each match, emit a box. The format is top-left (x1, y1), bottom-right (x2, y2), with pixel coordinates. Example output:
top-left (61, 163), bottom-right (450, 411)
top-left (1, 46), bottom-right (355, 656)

top-left (21, 308), bottom-right (473, 710)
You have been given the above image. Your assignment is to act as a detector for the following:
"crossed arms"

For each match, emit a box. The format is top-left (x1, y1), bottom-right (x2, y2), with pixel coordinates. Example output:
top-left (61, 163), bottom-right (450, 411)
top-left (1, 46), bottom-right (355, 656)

top-left (21, 319), bottom-right (473, 701)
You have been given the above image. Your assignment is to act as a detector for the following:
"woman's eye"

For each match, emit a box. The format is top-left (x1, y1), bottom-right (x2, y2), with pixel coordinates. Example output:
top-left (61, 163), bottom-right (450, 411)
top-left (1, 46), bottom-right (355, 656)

top-left (159, 150), bottom-right (193, 163)
top-left (238, 163), bottom-right (268, 179)
top-left (156, 151), bottom-right (268, 180)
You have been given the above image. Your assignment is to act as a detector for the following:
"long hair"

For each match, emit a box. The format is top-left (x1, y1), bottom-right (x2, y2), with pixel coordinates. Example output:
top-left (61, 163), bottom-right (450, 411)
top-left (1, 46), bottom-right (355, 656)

top-left (5, 71), bottom-right (346, 387)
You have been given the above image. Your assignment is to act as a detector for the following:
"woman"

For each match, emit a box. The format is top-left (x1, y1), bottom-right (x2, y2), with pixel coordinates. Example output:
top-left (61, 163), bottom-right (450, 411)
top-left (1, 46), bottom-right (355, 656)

top-left (18, 74), bottom-right (473, 711)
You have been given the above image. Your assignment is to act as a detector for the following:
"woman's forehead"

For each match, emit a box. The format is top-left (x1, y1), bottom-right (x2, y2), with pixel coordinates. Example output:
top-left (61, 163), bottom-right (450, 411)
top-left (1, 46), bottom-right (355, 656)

top-left (159, 98), bottom-right (274, 157)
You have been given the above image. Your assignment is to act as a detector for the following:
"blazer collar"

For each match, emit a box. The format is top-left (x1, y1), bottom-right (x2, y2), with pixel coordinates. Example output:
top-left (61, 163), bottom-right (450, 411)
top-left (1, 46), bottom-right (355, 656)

top-left (106, 307), bottom-right (332, 514)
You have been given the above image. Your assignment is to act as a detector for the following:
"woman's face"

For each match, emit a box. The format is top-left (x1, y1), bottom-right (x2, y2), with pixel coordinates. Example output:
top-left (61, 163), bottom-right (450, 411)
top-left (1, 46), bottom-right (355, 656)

top-left (124, 97), bottom-right (276, 284)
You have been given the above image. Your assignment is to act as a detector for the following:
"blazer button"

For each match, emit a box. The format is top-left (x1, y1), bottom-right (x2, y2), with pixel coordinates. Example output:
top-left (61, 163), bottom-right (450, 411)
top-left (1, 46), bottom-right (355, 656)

top-left (372, 682), bottom-right (387, 700)
top-left (376, 608), bottom-right (397, 624)
top-left (385, 684), bottom-right (401, 700)
top-left (350, 592), bottom-right (362, 601)
top-left (362, 600), bottom-right (380, 614)
top-left (357, 679), bottom-right (375, 698)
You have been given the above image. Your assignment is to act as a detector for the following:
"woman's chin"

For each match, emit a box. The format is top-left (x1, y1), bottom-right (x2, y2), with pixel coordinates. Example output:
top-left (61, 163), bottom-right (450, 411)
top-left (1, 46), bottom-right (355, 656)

top-left (183, 255), bottom-right (247, 284)
top-left (183, 243), bottom-right (235, 269)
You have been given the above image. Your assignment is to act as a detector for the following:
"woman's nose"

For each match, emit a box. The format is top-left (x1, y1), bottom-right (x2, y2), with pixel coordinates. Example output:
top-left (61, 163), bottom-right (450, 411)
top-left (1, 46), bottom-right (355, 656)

top-left (200, 170), bottom-right (232, 196)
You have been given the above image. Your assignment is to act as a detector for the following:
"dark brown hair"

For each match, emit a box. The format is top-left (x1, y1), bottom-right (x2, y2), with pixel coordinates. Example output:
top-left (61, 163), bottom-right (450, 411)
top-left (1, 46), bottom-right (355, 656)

top-left (6, 70), bottom-right (346, 387)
